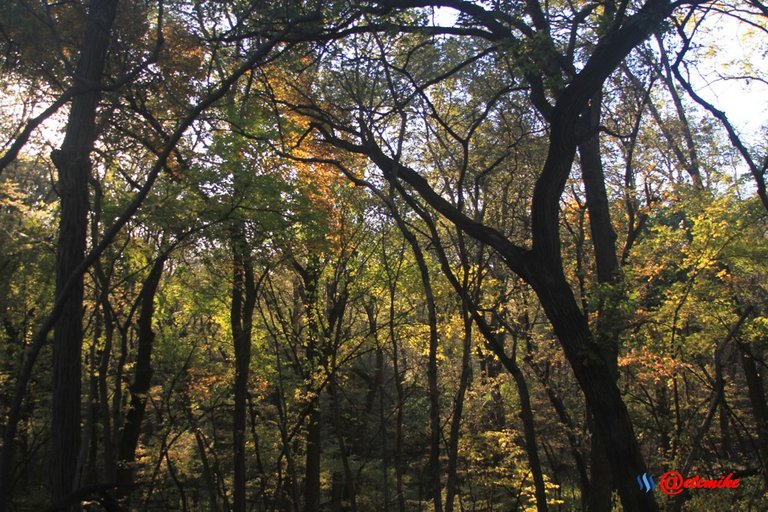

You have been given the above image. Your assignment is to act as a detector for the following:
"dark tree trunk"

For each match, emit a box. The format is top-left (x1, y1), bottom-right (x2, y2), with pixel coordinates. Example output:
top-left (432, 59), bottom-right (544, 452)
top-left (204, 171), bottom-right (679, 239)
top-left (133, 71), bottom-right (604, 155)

top-left (84, 324), bottom-right (100, 485)
top-left (194, 429), bottom-right (221, 512)
top-left (231, 221), bottom-right (257, 512)
top-left (329, 374), bottom-right (357, 511)
top-left (528, 266), bottom-right (655, 512)
top-left (49, 0), bottom-right (119, 508)
top-left (407, 197), bottom-right (549, 512)
top-left (294, 260), bottom-right (323, 512)
top-left (96, 267), bottom-right (117, 481)
top-left (739, 341), bottom-right (768, 487)
top-left (387, 277), bottom-right (407, 512)
top-left (578, 110), bottom-right (620, 285)
top-left (116, 255), bottom-right (166, 497)
top-left (304, 399), bottom-right (322, 512)
top-left (354, 134), bottom-right (659, 511)
top-left (314, 3), bottom-right (677, 511)
top-left (578, 96), bottom-right (621, 512)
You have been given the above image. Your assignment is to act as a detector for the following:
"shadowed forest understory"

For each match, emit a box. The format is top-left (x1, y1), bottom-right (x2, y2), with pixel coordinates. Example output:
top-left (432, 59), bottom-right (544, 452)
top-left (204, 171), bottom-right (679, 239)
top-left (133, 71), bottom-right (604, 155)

top-left (1, 0), bottom-right (768, 511)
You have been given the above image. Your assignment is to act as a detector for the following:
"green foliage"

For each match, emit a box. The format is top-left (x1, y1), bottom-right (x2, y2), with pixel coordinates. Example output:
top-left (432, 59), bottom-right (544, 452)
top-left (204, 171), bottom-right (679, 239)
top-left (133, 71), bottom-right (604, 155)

top-left (2, 1), bottom-right (768, 510)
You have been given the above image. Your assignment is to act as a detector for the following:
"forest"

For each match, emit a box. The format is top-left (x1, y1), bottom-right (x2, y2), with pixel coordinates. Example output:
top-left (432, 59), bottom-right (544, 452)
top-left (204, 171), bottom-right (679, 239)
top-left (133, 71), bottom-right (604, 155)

top-left (0, 0), bottom-right (767, 511)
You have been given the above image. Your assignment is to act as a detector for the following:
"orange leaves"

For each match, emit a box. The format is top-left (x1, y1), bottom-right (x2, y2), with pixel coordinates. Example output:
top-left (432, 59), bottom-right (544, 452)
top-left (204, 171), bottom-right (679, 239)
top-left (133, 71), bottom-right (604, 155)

top-left (619, 348), bottom-right (692, 384)
top-left (260, 62), bottom-right (365, 254)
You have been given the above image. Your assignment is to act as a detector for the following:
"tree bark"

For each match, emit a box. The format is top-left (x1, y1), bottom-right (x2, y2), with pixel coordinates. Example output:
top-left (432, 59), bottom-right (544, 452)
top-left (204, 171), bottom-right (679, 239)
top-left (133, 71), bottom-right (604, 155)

top-left (739, 340), bottom-right (768, 487)
top-left (385, 258), bottom-right (408, 512)
top-left (578, 95), bottom-right (621, 512)
top-left (116, 255), bottom-right (166, 498)
top-left (294, 260), bottom-right (323, 512)
top-left (310, 2), bottom-right (680, 511)
top-left (528, 266), bottom-right (655, 512)
top-left (231, 221), bottom-right (257, 512)
top-left (49, 0), bottom-right (119, 508)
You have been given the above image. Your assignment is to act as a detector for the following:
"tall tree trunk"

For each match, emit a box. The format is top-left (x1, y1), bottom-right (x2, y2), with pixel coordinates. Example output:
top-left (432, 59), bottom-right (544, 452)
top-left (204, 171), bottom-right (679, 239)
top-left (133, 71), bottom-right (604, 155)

top-left (318, 4), bottom-right (677, 509)
top-left (194, 429), bottom-right (220, 512)
top-left (116, 255), bottom-right (166, 499)
top-left (353, 132), bottom-right (659, 511)
top-left (528, 267), bottom-right (655, 512)
top-left (400, 183), bottom-right (549, 512)
top-left (96, 268), bottom-right (117, 481)
top-left (231, 221), bottom-right (257, 512)
top-left (578, 95), bottom-right (621, 512)
top-left (304, 397), bottom-right (322, 512)
top-left (49, 0), bottom-right (119, 507)
top-left (329, 373), bottom-right (357, 511)
top-left (294, 260), bottom-right (323, 512)
top-left (83, 321), bottom-right (100, 485)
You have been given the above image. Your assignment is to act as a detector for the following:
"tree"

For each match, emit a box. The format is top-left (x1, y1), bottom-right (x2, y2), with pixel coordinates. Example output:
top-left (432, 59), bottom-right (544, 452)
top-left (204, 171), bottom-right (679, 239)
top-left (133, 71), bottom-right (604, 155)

top-left (2, 1), bottom-right (768, 510)
top-left (278, 1), bottom-right (713, 509)
top-left (48, 1), bottom-right (119, 508)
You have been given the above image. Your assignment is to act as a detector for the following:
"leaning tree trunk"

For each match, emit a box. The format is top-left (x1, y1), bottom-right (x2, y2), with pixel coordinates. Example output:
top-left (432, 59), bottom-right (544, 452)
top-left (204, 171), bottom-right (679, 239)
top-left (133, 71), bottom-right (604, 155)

top-left (115, 255), bottom-right (166, 502)
top-left (49, 0), bottom-right (119, 509)
top-left (528, 264), bottom-right (656, 512)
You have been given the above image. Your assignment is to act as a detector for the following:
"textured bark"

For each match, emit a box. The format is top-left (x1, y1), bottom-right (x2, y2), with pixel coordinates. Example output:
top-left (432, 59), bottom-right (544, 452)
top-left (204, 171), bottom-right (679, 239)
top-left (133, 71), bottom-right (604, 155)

top-left (49, 0), bottom-right (119, 508)
top-left (528, 267), bottom-right (655, 512)
top-left (578, 109), bottom-right (620, 286)
top-left (578, 96), bottom-right (620, 512)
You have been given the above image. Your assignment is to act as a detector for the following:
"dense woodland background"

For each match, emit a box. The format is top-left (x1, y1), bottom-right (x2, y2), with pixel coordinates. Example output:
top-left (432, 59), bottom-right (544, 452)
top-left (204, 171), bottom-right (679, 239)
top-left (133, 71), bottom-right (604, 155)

top-left (1, 0), bottom-right (767, 511)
